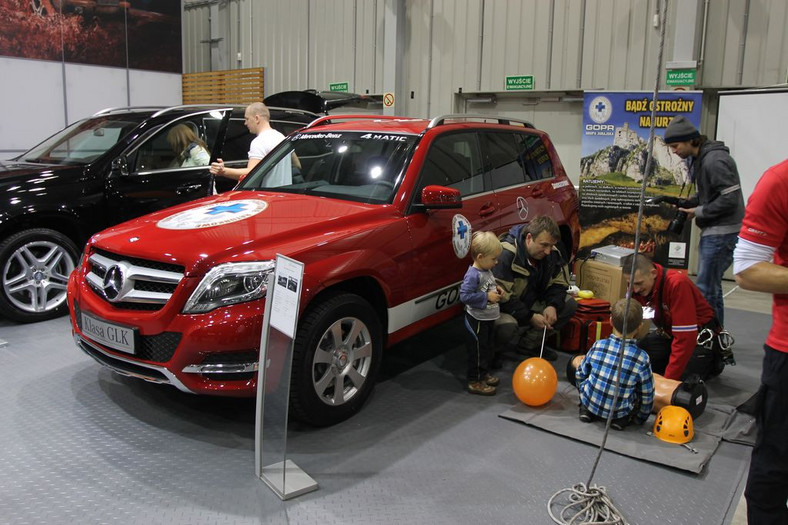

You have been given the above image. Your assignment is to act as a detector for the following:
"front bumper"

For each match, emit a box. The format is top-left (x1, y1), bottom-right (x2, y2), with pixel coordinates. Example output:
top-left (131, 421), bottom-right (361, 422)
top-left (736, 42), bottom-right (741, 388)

top-left (68, 269), bottom-right (267, 397)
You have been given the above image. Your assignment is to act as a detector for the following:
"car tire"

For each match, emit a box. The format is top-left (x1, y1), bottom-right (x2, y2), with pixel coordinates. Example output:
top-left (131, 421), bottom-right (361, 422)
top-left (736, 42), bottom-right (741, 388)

top-left (0, 228), bottom-right (79, 323)
top-left (289, 292), bottom-right (383, 427)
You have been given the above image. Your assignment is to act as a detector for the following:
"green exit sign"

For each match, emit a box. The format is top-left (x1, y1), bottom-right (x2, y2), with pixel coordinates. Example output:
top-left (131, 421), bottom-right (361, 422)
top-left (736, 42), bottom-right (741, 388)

top-left (329, 82), bottom-right (349, 92)
top-left (666, 69), bottom-right (696, 86)
top-left (505, 75), bottom-right (534, 91)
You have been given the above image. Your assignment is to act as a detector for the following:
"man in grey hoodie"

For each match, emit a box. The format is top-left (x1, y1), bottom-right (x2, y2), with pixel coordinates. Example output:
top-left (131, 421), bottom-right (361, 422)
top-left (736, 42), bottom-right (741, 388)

top-left (663, 115), bottom-right (745, 327)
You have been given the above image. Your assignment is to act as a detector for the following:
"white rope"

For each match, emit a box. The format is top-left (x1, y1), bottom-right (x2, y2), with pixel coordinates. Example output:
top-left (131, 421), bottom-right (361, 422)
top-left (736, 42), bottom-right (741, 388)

top-left (547, 0), bottom-right (669, 522)
top-left (548, 484), bottom-right (628, 525)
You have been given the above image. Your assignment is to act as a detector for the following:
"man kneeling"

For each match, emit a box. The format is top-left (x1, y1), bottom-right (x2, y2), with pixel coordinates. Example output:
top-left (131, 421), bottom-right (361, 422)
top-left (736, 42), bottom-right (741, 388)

top-left (623, 253), bottom-right (732, 381)
top-left (492, 216), bottom-right (576, 361)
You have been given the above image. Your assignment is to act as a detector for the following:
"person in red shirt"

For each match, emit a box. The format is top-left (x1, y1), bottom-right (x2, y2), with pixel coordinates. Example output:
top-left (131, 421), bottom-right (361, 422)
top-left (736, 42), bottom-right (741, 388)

top-left (621, 253), bottom-right (726, 381)
top-left (733, 158), bottom-right (788, 525)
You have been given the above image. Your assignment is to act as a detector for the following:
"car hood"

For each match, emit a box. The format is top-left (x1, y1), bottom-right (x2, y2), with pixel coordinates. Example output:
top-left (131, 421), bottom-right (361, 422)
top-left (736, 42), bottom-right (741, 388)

top-left (88, 191), bottom-right (401, 276)
top-left (0, 159), bottom-right (81, 178)
top-left (0, 160), bottom-right (84, 193)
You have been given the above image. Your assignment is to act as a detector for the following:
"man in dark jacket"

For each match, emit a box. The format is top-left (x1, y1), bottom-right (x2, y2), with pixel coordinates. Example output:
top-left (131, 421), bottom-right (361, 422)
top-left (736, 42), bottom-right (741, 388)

top-left (663, 116), bottom-right (745, 327)
top-left (492, 216), bottom-right (576, 361)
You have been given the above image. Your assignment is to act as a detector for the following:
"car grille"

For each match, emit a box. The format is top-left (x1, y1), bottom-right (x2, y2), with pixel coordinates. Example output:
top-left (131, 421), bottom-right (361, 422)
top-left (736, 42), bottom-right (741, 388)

top-left (74, 301), bottom-right (182, 363)
top-left (85, 248), bottom-right (184, 311)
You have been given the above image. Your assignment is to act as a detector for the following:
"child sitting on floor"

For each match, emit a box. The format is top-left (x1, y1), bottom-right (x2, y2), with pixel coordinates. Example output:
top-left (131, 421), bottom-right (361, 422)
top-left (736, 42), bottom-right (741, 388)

top-left (575, 298), bottom-right (654, 430)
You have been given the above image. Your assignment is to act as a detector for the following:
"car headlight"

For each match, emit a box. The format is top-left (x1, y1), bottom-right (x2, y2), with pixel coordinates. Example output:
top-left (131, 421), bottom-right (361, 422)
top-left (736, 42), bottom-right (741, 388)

top-left (183, 261), bottom-right (275, 314)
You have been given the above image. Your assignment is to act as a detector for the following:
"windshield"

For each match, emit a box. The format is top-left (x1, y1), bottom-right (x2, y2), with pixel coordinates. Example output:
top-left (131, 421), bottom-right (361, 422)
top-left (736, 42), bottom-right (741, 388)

top-left (238, 131), bottom-right (417, 204)
top-left (19, 115), bottom-right (143, 165)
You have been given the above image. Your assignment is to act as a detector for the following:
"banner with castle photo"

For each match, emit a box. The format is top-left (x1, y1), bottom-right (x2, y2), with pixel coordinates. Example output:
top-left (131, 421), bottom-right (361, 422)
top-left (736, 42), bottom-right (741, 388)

top-left (579, 91), bottom-right (702, 269)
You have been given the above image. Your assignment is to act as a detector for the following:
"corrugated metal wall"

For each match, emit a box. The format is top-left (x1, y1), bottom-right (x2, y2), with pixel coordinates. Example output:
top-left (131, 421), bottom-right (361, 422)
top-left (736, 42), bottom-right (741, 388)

top-left (182, 0), bottom-right (786, 185)
top-left (183, 0), bottom-right (787, 111)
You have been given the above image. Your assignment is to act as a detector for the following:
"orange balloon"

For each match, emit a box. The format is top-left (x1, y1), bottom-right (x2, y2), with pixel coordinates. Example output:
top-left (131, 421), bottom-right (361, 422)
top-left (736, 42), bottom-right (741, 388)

top-left (512, 357), bottom-right (558, 406)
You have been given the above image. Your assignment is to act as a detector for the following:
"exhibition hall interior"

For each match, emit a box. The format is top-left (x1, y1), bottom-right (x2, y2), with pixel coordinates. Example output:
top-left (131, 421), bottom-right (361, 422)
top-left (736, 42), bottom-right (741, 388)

top-left (1, 1), bottom-right (787, 524)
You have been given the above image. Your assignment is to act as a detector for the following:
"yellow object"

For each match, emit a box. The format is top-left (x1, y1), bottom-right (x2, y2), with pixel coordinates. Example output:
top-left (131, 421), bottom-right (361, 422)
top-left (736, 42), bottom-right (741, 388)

top-left (578, 290), bottom-right (595, 299)
top-left (653, 406), bottom-right (694, 444)
top-left (512, 357), bottom-right (558, 407)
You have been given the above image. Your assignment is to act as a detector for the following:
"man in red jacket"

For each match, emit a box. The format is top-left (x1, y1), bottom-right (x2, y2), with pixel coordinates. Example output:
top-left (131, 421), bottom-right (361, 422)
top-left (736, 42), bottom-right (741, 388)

top-left (621, 253), bottom-right (728, 381)
top-left (734, 159), bottom-right (788, 525)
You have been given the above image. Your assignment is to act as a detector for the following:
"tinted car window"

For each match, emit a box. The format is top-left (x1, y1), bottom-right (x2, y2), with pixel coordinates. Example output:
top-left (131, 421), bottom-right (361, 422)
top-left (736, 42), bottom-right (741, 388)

top-left (132, 118), bottom-right (211, 172)
top-left (484, 132), bottom-right (528, 189)
top-left (486, 132), bottom-right (555, 189)
top-left (516, 133), bottom-right (554, 181)
top-left (205, 117), bottom-right (252, 165)
top-left (416, 132), bottom-right (483, 199)
top-left (20, 116), bottom-right (139, 165)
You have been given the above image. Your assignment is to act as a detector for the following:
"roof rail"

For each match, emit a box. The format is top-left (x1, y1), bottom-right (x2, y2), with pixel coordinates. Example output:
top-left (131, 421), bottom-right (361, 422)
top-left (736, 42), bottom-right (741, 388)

top-left (151, 104), bottom-right (245, 118)
top-left (92, 106), bottom-right (165, 117)
top-left (305, 114), bottom-right (413, 129)
top-left (427, 114), bottom-right (535, 129)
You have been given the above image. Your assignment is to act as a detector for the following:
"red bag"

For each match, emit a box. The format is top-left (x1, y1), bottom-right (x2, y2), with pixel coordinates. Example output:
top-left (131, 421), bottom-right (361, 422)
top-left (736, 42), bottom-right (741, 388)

top-left (557, 299), bottom-right (613, 353)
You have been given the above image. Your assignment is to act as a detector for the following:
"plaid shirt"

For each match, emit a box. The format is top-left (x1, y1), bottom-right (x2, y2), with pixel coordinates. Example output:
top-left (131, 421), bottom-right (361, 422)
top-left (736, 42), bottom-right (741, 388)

top-left (576, 334), bottom-right (654, 424)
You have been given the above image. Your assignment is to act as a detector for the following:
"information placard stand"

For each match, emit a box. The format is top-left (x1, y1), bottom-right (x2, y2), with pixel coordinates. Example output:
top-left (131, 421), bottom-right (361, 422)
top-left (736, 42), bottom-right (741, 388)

top-left (255, 255), bottom-right (317, 500)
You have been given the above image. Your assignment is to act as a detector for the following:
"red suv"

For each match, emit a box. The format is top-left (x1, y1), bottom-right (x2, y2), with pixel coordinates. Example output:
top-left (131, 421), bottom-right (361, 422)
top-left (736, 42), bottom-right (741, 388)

top-left (67, 114), bottom-right (580, 426)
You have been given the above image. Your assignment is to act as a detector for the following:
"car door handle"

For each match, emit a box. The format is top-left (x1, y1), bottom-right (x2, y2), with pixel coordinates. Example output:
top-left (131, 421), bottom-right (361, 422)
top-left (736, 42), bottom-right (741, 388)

top-left (479, 202), bottom-right (497, 217)
top-left (177, 183), bottom-right (204, 195)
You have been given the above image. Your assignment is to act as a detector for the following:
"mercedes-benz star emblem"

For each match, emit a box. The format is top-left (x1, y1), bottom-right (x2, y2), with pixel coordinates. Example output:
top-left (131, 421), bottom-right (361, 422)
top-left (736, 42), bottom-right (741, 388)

top-left (103, 265), bottom-right (125, 301)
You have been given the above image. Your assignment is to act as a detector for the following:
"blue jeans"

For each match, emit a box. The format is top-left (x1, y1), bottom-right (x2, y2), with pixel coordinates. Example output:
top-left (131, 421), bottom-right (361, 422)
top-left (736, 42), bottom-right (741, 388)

top-left (695, 232), bottom-right (738, 326)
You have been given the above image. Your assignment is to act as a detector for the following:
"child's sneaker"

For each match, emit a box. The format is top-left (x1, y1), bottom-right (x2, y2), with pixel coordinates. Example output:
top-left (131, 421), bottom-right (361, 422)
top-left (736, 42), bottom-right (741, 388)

top-left (610, 417), bottom-right (629, 431)
top-left (483, 373), bottom-right (500, 387)
top-left (578, 405), bottom-right (594, 423)
top-left (468, 381), bottom-right (496, 396)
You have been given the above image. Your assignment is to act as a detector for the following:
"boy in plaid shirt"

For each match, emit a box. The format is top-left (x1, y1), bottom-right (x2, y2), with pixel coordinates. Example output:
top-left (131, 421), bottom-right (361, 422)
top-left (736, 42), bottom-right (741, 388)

top-left (575, 299), bottom-right (654, 430)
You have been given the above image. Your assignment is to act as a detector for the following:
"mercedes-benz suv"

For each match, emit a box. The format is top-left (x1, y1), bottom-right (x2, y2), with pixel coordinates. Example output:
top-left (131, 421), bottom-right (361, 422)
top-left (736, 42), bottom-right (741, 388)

top-left (67, 114), bottom-right (581, 426)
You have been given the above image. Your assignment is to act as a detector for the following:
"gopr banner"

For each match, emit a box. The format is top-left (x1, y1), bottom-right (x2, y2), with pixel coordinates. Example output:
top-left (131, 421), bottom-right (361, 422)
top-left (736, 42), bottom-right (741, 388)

top-left (579, 91), bottom-right (703, 269)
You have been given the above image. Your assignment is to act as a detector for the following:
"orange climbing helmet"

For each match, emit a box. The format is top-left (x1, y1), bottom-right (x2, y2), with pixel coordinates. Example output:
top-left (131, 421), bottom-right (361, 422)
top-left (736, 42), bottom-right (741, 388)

top-left (653, 405), bottom-right (694, 444)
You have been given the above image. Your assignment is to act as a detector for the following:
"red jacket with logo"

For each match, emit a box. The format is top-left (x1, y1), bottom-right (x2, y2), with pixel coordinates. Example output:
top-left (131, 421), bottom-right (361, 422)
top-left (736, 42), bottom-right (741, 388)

top-left (633, 263), bottom-right (715, 379)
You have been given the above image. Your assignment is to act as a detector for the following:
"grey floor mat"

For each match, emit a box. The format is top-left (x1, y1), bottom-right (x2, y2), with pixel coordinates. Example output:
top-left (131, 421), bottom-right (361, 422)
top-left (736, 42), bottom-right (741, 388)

top-left (500, 380), bottom-right (736, 474)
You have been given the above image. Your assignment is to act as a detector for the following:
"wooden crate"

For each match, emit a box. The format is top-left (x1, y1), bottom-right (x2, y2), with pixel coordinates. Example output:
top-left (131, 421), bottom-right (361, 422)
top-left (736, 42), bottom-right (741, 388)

top-left (182, 67), bottom-right (264, 105)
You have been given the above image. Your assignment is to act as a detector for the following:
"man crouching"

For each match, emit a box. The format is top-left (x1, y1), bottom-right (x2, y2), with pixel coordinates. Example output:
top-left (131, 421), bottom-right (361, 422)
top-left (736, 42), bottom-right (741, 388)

top-left (492, 216), bottom-right (577, 361)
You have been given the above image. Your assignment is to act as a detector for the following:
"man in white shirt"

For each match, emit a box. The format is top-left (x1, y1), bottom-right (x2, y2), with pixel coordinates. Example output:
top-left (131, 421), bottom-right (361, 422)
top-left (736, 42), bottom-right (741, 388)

top-left (209, 102), bottom-right (285, 182)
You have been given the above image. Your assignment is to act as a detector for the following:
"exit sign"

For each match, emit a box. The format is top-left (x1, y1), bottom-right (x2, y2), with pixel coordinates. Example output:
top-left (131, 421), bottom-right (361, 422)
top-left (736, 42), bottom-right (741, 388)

top-left (505, 75), bottom-right (534, 91)
top-left (666, 69), bottom-right (696, 86)
top-left (329, 82), bottom-right (349, 92)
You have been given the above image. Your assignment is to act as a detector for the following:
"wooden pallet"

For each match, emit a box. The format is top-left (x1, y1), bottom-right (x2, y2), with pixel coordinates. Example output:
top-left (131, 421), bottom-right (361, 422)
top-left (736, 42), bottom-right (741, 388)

top-left (182, 67), bottom-right (264, 105)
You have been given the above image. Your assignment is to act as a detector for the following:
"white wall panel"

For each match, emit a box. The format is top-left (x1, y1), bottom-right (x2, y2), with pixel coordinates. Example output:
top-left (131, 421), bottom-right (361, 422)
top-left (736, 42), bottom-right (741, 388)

top-left (64, 64), bottom-right (129, 123)
top-left (129, 70), bottom-right (182, 107)
top-left (0, 58), bottom-right (66, 155)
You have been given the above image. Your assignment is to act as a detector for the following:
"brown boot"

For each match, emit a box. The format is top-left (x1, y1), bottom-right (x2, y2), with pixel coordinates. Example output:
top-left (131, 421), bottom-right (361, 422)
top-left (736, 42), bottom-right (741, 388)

top-left (467, 381), bottom-right (496, 396)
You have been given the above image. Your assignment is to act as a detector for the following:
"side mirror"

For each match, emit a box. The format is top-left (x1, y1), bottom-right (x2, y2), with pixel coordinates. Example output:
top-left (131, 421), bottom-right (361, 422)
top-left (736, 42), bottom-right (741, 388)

top-left (111, 156), bottom-right (129, 176)
top-left (420, 185), bottom-right (462, 209)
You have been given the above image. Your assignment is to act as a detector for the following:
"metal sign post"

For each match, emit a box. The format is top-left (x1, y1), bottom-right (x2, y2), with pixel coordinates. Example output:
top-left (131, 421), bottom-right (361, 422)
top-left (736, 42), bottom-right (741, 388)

top-left (254, 254), bottom-right (317, 500)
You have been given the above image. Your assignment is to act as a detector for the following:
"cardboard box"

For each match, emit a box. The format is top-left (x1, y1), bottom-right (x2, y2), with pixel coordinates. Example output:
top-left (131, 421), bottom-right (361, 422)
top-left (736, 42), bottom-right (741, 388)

top-left (576, 258), bottom-right (628, 305)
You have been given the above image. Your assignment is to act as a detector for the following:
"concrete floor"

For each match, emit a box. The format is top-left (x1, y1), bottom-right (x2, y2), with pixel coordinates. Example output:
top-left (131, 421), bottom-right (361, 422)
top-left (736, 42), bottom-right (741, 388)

top-left (0, 278), bottom-right (772, 524)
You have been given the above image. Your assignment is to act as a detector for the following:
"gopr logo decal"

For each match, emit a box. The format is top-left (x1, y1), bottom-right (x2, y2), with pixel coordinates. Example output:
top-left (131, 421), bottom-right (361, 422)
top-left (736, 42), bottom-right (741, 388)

top-left (157, 199), bottom-right (268, 230)
top-left (452, 214), bottom-right (472, 259)
top-left (588, 95), bottom-right (613, 124)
